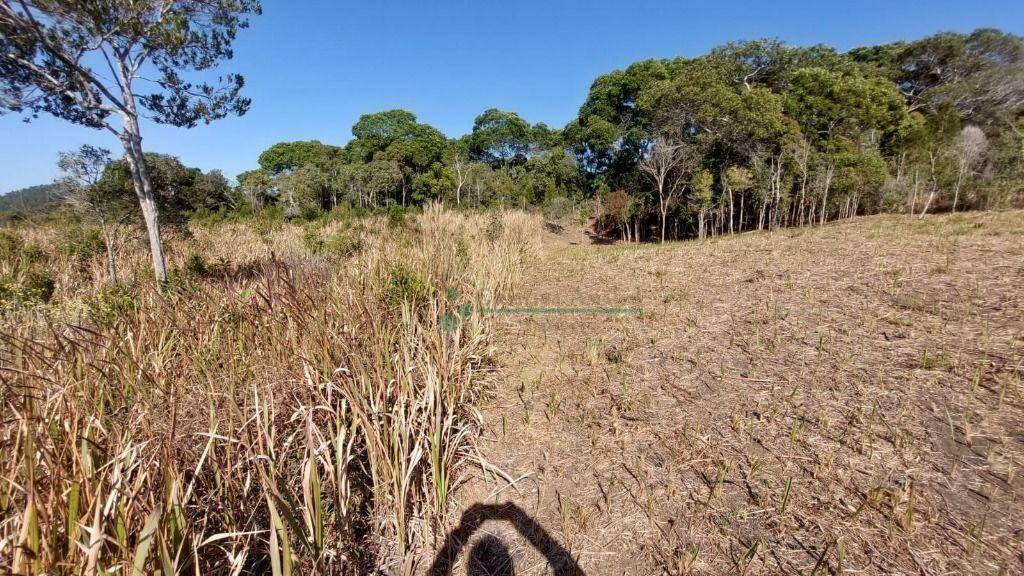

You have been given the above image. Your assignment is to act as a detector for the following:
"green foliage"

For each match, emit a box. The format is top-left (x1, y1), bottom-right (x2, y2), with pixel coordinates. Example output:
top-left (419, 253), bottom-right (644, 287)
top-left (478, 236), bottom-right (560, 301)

top-left (0, 270), bottom-right (55, 307)
top-left (185, 252), bottom-right (210, 277)
top-left (468, 108), bottom-right (537, 167)
top-left (59, 227), bottom-right (105, 263)
top-left (387, 204), bottom-right (407, 229)
top-left (98, 153), bottom-right (233, 221)
top-left (484, 212), bottom-right (504, 242)
top-left (783, 66), bottom-right (908, 149)
top-left (322, 232), bottom-right (363, 258)
top-left (85, 282), bottom-right (138, 326)
top-left (692, 170), bottom-right (714, 210)
top-left (258, 141), bottom-right (343, 175)
top-left (891, 29), bottom-right (1024, 125)
top-left (381, 264), bottom-right (433, 309)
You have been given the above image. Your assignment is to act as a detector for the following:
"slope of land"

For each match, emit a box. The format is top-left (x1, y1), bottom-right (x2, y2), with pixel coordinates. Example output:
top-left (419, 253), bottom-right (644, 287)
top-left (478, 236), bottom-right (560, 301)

top-left (435, 211), bottom-right (1024, 575)
top-left (0, 183), bottom-right (62, 214)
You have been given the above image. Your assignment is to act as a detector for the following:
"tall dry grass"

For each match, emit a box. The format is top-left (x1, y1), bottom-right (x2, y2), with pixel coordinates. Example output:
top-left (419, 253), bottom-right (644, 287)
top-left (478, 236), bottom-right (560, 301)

top-left (0, 205), bottom-right (542, 574)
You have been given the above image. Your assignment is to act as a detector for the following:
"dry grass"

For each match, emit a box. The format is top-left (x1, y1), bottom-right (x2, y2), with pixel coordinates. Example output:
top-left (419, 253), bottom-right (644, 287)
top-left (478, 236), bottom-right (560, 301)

top-left (0, 205), bottom-right (543, 575)
top-left (450, 211), bottom-right (1024, 575)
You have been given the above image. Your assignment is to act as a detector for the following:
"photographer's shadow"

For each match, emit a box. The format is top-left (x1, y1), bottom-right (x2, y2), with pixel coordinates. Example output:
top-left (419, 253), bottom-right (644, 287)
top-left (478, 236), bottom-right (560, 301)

top-left (427, 502), bottom-right (585, 576)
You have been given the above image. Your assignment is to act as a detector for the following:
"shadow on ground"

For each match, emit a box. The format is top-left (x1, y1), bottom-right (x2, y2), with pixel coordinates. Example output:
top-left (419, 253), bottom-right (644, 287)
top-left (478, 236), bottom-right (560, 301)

top-left (428, 503), bottom-right (584, 576)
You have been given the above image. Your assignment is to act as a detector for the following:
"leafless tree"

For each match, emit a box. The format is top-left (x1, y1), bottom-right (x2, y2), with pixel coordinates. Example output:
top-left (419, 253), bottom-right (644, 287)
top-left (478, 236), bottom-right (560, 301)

top-left (788, 136), bottom-right (812, 226)
top-left (951, 125), bottom-right (988, 212)
top-left (449, 153), bottom-right (471, 206)
top-left (639, 137), bottom-right (693, 243)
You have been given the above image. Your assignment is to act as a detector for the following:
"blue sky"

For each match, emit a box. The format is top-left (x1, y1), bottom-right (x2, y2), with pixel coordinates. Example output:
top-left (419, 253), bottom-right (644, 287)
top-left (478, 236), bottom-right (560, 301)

top-left (2, 0), bottom-right (1023, 193)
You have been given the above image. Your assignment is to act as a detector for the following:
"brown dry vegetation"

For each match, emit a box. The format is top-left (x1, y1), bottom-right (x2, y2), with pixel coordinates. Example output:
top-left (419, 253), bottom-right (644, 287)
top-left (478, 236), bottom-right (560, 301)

top-left (0, 207), bottom-right (544, 575)
top-left (445, 211), bottom-right (1024, 575)
top-left (2, 208), bottom-right (1022, 575)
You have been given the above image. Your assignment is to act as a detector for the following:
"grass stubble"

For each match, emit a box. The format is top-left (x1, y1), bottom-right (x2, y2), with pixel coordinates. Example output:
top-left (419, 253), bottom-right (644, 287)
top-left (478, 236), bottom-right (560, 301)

top-left (456, 211), bottom-right (1023, 575)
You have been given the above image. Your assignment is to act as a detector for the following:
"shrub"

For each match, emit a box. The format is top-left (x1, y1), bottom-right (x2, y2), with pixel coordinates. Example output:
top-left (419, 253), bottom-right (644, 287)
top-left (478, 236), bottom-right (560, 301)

top-left (184, 252), bottom-right (209, 276)
top-left (0, 229), bottom-right (21, 260)
top-left (59, 226), bottom-right (105, 263)
top-left (18, 243), bottom-right (46, 266)
top-left (387, 204), bottom-right (406, 229)
top-left (85, 282), bottom-right (137, 325)
top-left (22, 271), bottom-right (55, 302)
top-left (322, 232), bottom-right (363, 258)
top-left (381, 263), bottom-right (433, 309)
top-left (484, 212), bottom-right (504, 242)
top-left (302, 224), bottom-right (325, 254)
top-left (0, 270), bottom-right (56, 307)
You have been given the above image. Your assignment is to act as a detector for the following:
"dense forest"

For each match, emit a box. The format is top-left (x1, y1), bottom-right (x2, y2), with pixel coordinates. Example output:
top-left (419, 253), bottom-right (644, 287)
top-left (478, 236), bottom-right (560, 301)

top-left (6, 28), bottom-right (1024, 243)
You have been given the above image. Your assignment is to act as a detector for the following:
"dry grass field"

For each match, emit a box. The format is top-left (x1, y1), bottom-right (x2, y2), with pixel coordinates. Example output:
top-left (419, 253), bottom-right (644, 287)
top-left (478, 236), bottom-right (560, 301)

top-left (2, 208), bottom-right (1022, 575)
top-left (0, 207), bottom-right (546, 575)
top-left (441, 211), bottom-right (1024, 575)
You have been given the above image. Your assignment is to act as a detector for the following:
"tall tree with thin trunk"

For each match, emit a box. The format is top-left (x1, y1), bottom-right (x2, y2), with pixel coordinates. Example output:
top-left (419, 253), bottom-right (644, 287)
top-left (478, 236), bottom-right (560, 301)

top-left (448, 151), bottom-right (471, 206)
top-left (0, 0), bottom-right (261, 282)
top-left (639, 136), bottom-right (691, 243)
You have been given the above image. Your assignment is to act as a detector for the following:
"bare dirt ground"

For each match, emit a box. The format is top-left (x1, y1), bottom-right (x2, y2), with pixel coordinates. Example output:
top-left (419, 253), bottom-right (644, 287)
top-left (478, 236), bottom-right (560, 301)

top-left (431, 211), bottom-right (1024, 576)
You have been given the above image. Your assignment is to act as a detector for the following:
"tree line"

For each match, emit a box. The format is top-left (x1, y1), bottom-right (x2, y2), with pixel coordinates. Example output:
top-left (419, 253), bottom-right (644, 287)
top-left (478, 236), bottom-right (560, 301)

top-left (232, 28), bottom-right (1024, 243)
top-left (2, 1), bottom-right (1023, 284)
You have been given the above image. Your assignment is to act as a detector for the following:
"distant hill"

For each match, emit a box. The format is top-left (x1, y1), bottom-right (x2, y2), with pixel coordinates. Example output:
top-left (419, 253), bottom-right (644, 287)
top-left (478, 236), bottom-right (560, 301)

top-left (0, 183), bottom-right (64, 214)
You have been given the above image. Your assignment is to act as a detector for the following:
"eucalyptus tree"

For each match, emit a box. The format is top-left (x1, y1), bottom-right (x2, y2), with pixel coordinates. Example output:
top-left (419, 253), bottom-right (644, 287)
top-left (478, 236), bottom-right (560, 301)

top-left (894, 29), bottom-right (1024, 125)
top-left (258, 140), bottom-right (343, 175)
top-left (691, 169), bottom-right (714, 239)
top-left (447, 147), bottom-right (472, 206)
top-left (0, 0), bottom-right (261, 282)
top-left (468, 108), bottom-right (534, 170)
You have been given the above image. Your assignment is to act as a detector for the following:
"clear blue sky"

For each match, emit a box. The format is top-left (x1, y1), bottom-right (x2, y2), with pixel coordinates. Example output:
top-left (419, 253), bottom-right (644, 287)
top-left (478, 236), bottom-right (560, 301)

top-left (2, 0), bottom-right (1023, 193)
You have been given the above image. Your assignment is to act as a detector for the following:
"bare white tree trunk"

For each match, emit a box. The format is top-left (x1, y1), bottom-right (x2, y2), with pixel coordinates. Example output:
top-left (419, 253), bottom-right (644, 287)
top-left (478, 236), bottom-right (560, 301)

top-left (120, 115), bottom-right (167, 283)
top-left (920, 151), bottom-right (940, 218)
top-left (909, 169), bottom-right (920, 216)
top-left (819, 164), bottom-right (834, 227)
top-left (952, 161), bottom-right (965, 213)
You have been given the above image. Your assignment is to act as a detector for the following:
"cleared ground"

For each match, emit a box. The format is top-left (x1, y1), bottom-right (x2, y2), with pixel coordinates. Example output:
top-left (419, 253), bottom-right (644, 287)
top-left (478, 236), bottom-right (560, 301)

top-left (435, 211), bottom-right (1024, 575)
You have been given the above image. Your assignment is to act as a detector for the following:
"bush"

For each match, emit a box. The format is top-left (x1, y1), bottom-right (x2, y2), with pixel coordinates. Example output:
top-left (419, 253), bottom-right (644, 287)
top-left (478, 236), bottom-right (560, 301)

top-left (86, 282), bottom-right (137, 325)
top-left (381, 263), bottom-right (433, 309)
top-left (0, 270), bottom-right (56, 307)
top-left (484, 212), bottom-right (504, 243)
top-left (185, 252), bottom-right (209, 276)
top-left (23, 271), bottom-right (56, 302)
top-left (387, 204), bottom-right (406, 229)
top-left (302, 224), bottom-right (324, 254)
top-left (60, 226), bottom-right (105, 263)
top-left (303, 225), bottom-right (362, 258)
top-left (322, 232), bottom-right (362, 258)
